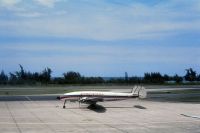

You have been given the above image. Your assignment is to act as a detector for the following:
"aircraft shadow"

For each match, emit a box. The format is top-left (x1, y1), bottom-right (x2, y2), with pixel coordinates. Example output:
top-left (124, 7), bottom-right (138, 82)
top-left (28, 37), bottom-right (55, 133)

top-left (105, 105), bottom-right (147, 109)
top-left (87, 104), bottom-right (106, 113)
top-left (133, 105), bottom-right (147, 109)
top-left (105, 106), bottom-right (134, 109)
top-left (61, 105), bottom-right (147, 111)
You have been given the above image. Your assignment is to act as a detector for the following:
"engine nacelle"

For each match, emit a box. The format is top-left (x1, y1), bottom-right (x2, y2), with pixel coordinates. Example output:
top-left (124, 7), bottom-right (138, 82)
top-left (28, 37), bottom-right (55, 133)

top-left (79, 97), bottom-right (88, 103)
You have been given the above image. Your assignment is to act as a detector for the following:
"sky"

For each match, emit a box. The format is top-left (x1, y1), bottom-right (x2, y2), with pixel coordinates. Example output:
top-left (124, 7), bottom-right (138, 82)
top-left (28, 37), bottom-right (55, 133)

top-left (0, 0), bottom-right (200, 77)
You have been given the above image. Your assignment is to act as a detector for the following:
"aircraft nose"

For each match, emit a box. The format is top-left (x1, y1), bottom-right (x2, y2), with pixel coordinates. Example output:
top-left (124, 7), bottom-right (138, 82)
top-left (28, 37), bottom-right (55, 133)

top-left (56, 96), bottom-right (61, 100)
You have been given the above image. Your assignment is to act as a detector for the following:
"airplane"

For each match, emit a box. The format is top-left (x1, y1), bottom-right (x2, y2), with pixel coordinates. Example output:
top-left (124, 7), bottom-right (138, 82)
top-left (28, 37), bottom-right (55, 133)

top-left (58, 86), bottom-right (147, 109)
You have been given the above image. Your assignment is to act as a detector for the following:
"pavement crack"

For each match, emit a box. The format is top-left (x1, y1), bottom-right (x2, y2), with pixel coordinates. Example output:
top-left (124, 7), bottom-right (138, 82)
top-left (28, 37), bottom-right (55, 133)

top-left (5, 102), bottom-right (22, 133)
top-left (20, 101), bottom-right (56, 133)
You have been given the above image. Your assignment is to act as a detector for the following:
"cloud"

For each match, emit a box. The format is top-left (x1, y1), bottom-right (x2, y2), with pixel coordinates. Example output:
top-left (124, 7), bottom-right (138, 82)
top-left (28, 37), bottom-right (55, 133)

top-left (34, 0), bottom-right (60, 8)
top-left (1, 0), bottom-right (200, 76)
top-left (0, 0), bottom-right (22, 11)
top-left (1, 13), bottom-right (200, 40)
top-left (14, 12), bottom-right (43, 17)
top-left (1, 0), bottom-right (200, 40)
top-left (0, 0), bottom-right (21, 7)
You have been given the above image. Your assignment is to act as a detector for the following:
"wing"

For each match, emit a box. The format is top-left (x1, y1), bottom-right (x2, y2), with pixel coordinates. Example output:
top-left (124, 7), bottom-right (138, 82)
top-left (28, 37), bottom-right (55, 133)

top-left (79, 97), bottom-right (103, 104)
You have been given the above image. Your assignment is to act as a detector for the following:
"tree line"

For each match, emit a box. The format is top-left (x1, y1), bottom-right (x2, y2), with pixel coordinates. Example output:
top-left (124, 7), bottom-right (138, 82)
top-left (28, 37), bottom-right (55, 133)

top-left (0, 65), bottom-right (200, 85)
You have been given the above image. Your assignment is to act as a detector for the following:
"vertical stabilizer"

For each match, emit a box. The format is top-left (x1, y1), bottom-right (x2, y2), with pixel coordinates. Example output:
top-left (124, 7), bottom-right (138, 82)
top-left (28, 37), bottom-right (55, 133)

top-left (131, 86), bottom-right (147, 98)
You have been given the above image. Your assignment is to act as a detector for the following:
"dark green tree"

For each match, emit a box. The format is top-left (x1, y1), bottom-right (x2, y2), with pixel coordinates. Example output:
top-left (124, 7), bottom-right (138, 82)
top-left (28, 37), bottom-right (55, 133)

top-left (144, 72), bottom-right (164, 84)
top-left (125, 72), bottom-right (128, 83)
top-left (184, 68), bottom-right (197, 81)
top-left (129, 76), bottom-right (142, 84)
top-left (9, 73), bottom-right (17, 84)
top-left (14, 64), bottom-right (27, 83)
top-left (81, 77), bottom-right (104, 84)
top-left (0, 70), bottom-right (8, 84)
top-left (163, 74), bottom-right (170, 81)
top-left (63, 71), bottom-right (81, 84)
top-left (197, 74), bottom-right (200, 81)
top-left (40, 68), bottom-right (52, 84)
top-left (173, 74), bottom-right (183, 83)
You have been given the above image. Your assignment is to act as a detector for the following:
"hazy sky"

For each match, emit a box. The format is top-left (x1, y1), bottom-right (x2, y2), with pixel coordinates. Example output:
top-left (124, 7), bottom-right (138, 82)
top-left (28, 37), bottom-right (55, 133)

top-left (0, 0), bottom-right (200, 77)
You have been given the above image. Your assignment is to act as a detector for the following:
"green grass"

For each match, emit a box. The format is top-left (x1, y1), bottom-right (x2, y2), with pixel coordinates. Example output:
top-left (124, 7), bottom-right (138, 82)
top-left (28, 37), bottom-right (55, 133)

top-left (0, 85), bottom-right (112, 95)
top-left (0, 85), bottom-right (200, 96)
top-left (0, 86), bottom-right (71, 95)
top-left (178, 96), bottom-right (200, 102)
top-left (149, 89), bottom-right (200, 94)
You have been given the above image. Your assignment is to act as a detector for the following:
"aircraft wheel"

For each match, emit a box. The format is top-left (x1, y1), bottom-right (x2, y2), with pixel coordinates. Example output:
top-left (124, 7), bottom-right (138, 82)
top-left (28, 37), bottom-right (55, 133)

top-left (63, 106), bottom-right (66, 109)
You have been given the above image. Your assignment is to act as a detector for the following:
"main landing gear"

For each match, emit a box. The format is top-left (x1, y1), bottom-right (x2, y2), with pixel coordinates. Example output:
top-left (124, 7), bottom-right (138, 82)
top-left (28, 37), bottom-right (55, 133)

top-left (63, 100), bottom-right (66, 109)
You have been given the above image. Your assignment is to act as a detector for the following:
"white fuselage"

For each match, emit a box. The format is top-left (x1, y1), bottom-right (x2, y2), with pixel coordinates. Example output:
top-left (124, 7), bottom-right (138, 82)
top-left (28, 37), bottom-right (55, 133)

top-left (60, 86), bottom-right (146, 108)
top-left (60, 91), bottom-right (138, 102)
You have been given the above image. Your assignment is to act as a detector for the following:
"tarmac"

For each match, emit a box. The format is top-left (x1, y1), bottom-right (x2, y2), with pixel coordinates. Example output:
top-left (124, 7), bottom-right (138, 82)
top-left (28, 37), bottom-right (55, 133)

top-left (0, 98), bottom-right (199, 133)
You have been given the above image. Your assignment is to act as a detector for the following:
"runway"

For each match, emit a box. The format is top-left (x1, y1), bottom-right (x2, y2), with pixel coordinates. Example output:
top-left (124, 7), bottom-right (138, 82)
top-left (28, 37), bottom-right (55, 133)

top-left (0, 95), bottom-right (57, 101)
top-left (0, 99), bottom-right (199, 133)
top-left (0, 93), bottom-right (199, 103)
top-left (0, 87), bottom-right (199, 133)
